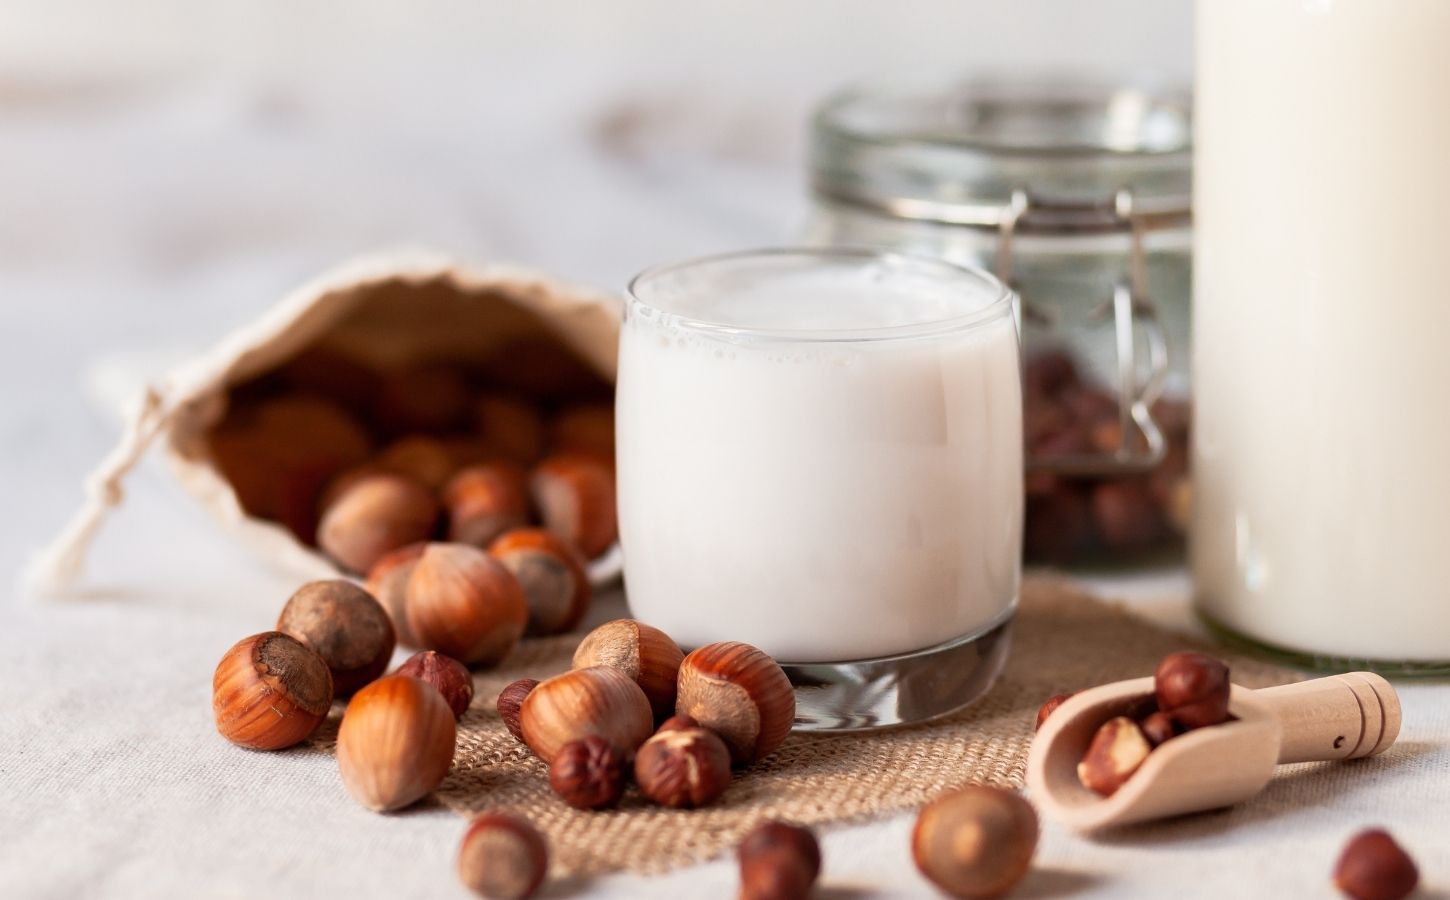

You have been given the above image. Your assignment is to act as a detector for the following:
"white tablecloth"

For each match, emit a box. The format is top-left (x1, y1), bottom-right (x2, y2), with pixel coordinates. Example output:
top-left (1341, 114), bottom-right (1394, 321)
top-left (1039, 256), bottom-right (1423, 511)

top-left (3, 4), bottom-right (1447, 896)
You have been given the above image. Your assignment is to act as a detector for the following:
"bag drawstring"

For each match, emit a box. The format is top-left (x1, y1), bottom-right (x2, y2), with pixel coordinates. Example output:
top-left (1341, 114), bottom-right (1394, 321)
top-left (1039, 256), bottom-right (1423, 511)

top-left (23, 386), bottom-right (174, 597)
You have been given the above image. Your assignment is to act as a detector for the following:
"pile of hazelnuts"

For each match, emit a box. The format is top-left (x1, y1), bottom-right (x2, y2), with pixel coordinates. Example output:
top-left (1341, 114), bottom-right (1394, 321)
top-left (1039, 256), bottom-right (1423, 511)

top-left (1034, 652), bottom-right (1422, 900)
top-left (1023, 348), bottom-right (1191, 563)
top-left (206, 346), bottom-right (619, 576)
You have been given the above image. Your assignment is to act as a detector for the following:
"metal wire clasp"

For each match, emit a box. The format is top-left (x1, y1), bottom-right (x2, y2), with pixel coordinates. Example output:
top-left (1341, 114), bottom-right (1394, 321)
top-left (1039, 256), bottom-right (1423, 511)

top-left (998, 188), bottom-right (1169, 475)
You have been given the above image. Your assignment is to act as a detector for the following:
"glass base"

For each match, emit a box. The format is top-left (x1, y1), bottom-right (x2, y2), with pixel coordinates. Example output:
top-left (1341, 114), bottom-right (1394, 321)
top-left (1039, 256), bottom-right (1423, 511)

top-left (1197, 609), bottom-right (1450, 679)
top-left (783, 608), bottom-right (1014, 732)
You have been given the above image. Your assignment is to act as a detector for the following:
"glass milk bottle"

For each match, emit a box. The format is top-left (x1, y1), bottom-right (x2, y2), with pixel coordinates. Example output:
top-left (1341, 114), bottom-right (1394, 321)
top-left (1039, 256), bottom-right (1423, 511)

top-left (1193, 0), bottom-right (1450, 672)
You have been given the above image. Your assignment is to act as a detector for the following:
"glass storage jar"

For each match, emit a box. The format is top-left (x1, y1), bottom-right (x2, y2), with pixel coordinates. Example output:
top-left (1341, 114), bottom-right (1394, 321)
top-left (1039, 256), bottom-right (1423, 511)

top-left (805, 77), bottom-right (1193, 565)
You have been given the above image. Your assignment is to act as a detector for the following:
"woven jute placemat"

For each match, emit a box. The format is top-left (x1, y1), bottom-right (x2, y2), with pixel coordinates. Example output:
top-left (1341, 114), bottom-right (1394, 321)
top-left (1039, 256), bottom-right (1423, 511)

top-left (315, 575), bottom-right (1295, 877)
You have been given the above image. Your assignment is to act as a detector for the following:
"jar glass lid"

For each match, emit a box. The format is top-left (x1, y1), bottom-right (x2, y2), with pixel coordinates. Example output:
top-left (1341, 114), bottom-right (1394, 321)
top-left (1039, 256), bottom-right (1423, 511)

top-left (812, 76), bottom-right (1192, 227)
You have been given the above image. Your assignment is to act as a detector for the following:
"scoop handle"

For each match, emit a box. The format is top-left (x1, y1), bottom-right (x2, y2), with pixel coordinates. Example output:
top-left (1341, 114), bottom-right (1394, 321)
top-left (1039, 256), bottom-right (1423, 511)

top-left (1254, 672), bottom-right (1401, 764)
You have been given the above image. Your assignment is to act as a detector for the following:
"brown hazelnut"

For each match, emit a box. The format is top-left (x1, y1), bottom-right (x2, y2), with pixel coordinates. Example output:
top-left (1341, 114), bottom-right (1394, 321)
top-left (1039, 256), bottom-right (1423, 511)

top-left (1154, 651), bottom-right (1231, 730)
top-left (572, 619), bottom-right (683, 720)
top-left (405, 543), bottom-right (528, 667)
top-left (336, 674), bottom-right (457, 812)
top-left (474, 394), bottom-right (548, 465)
top-left (549, 403), bottom-right (615, 459)
top-left (445, 463), bottom-right (530, 549)
top-left (366, 542), bottom-right (427, 646)
top-left (1139, 710), bottom-right (1180, 748)
top-left (1090, 479), bottom-right (1163, 551)
top-left (656, 714), bottom-right (699, 733)
top-left (519, 666), bottom-right (653, 764)
top-left (212, 631), bottom-right (333, 750)
top-left (276, 580), bottom-right (395, 696)
top-left (1333, 828), bottom-right (1419, 900)
top-left (374, 364), bottom-right (472, 435)
top-left (317, 473), bottom-right (439, 574)
top-left (634, 723), bottom-right (732, 809)
top-left (737, 822), bottom-right (820, 900)
top-left (457, 812), bottom-right (548, 900)
top-left (497, 678), bottom-right (539, 743)
top-left (207, 394), bottom-right (373, 541)
top-left (911, 785), bottom-right (1037, 899)
top-left (490, 528), bottom-right (592, 635)
top-left (548, 735), bottom-right (625, 810)
top-left (530, 453), bottom-right (617, 559)
top-left (676, 641), bottom-right (795, 767)
top-left (397, 650), bottom-right (475, 720)
top-left (1035, 692), bottom-right (1076, 732)
top-left (375, 436), bottom-right (464, 492)
top-left (1077, 716), bottom-right (1151, 796)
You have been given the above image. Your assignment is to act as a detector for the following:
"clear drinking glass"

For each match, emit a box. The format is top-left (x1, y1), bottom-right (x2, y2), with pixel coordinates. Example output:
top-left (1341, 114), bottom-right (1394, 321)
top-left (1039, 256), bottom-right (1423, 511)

top-left (618, 248), bottom-right (1023, 729)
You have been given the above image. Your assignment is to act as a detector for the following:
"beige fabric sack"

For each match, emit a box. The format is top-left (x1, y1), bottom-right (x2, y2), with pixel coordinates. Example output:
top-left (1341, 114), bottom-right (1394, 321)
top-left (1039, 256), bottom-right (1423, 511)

top-left (30, 251), bottom-right (624, 594)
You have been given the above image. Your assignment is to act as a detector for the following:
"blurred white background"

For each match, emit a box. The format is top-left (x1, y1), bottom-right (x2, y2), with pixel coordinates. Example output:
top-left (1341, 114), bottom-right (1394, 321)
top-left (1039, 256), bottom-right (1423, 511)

top-left (0, 0), bottom-right (1190, 583)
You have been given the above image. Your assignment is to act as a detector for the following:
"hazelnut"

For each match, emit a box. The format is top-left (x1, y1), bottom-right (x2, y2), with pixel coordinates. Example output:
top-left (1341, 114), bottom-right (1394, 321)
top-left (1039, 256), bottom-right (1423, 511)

top-left (366, 542), bottom-right (427, 647)
top-left (397, 650), bottom-right (475, 720)
top-left (1035, 692), bottom-right (1075, 732)
top-left (572, 619), bottom-right (683, 720)
top-left (445, 463), bottom-right (530, 549)
top-left (317, 473), bottom-right (439, 574)
top-left (1154, 651), bottom-right (1231, 730)
top-left (207, 394), bottom-right (373, 542)
top-left (911, 785), bottom-right (1037, 899)
top-left (737, 822), bottom-right (820, 900)
top-left (634, 723), bottom-right (732, 809)
top-left (276, 580), bottom-right (395, 696)
top-left (549, 403), bottom-right (615, 459)
top-left (490, 528), bottom-right (592, 635)
top-left (474, 394), bottom-right (548, 465)
top-left (548, 735), bottom-right (625, 810)
top-left (1333, 829), bottom-right (1418, 900)
top-left (530, 453), bottom-right (618, 559)
top-left (497, 678), bottom-right (539, 743)
top-left (405, 543), bottom-right (528, 667)
top-left (336, 674), bottom-right (457, 811)
top-left (1090, 480), bottom-right (1163, 551)
top-left (518, 666), bottom-right (653, 763)
top-left (676, 641), bottom-right (795, 766)
top-left (212, 631), bottom-right (333, 750)
top-left (1139, 710), bottom-right (1179, 748)
top-left (1077, 716), bottom-right (1151, 796)
top-left (375, 436), bottom-right (464, 492)
top-left (457, 812), bottom-right (548, 900)
top-left (374, 364), bottom-right (472, 435)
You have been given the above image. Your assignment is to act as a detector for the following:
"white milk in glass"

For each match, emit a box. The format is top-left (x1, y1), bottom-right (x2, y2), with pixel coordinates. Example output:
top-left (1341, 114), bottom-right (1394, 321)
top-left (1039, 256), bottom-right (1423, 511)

top-left (618, 256), bottom-right (1022, 663)
top-left (1194, 0), bottom-right (1450, 664)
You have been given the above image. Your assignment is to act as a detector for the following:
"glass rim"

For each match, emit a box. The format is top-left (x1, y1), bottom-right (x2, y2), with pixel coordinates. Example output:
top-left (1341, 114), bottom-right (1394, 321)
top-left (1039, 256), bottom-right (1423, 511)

top-left (625, 246), bottom-right (1015, 344)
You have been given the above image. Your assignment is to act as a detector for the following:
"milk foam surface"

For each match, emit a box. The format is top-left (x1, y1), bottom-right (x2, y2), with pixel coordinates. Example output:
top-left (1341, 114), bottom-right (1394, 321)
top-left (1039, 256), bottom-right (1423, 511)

top-left (618, 266), bottom-right (1022, 662)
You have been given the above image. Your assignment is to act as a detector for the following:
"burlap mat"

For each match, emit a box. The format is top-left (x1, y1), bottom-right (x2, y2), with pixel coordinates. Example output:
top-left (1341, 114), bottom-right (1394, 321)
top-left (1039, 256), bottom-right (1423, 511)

top-left (314, 575), bottom-right (1296, 877)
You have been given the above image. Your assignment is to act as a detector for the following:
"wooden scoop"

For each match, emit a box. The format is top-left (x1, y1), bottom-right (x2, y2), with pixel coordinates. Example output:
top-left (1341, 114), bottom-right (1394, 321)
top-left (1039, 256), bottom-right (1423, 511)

top-left (1026, 672), bottom-right (1400, 831)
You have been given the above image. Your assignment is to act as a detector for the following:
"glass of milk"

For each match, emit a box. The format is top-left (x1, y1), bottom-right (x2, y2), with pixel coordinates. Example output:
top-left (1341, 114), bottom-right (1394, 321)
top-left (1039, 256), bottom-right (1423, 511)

top-left (618, 248), bottom-right (1022, 729)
